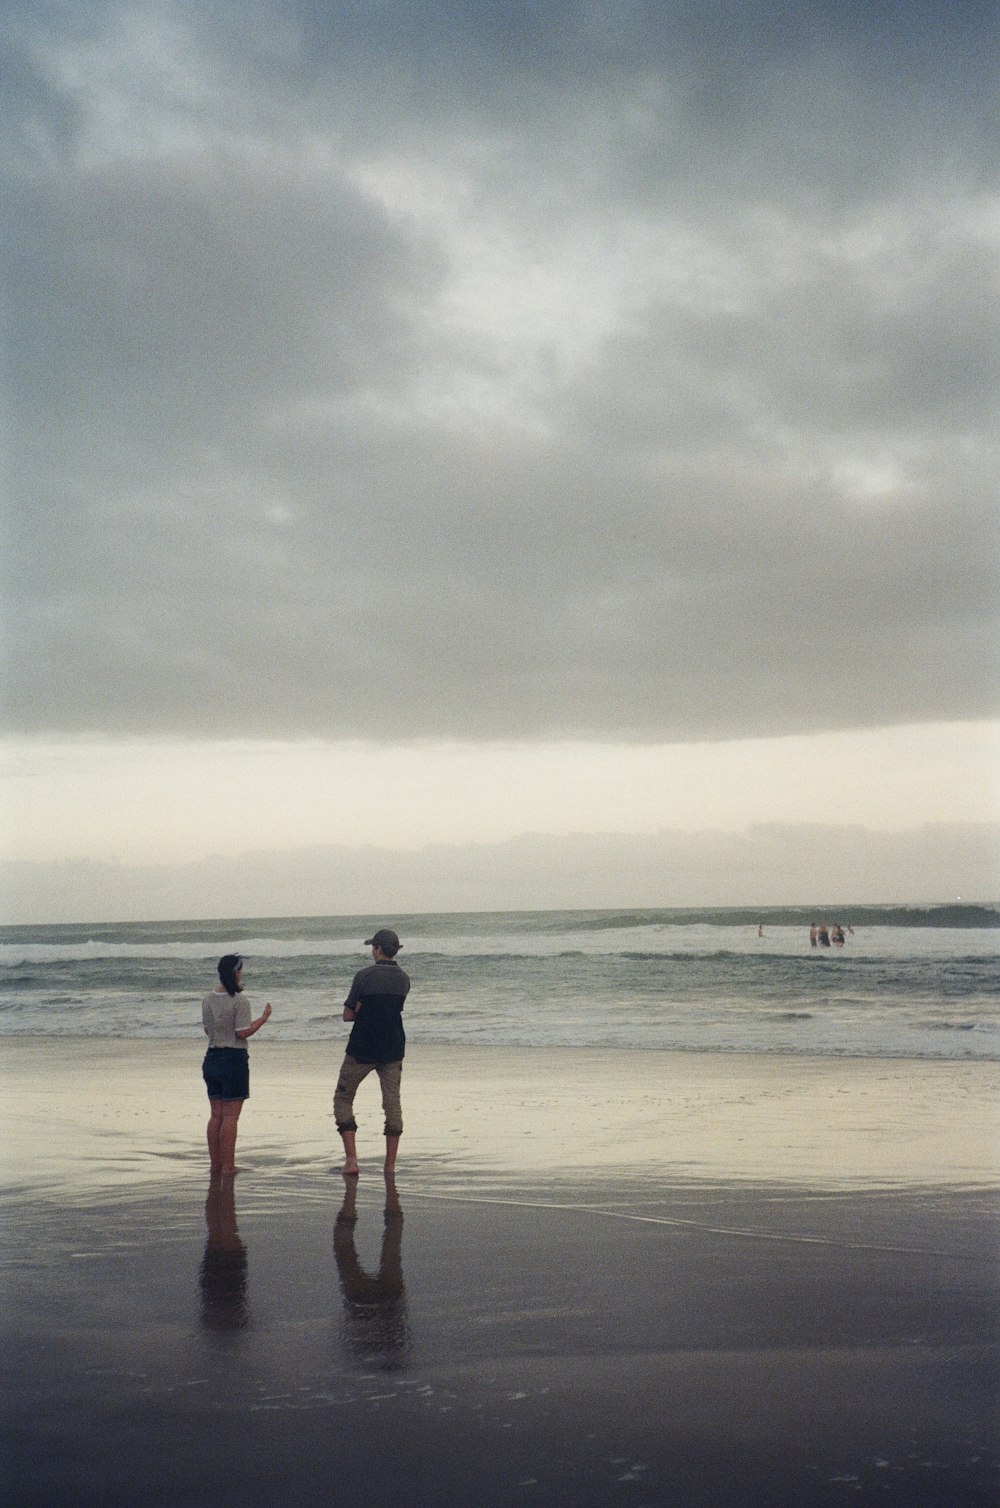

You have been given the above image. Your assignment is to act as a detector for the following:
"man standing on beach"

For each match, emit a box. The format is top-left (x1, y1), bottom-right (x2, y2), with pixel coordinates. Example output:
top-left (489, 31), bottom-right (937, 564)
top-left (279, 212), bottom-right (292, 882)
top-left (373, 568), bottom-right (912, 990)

top-left (334, 928), bottom-right (410, 1178)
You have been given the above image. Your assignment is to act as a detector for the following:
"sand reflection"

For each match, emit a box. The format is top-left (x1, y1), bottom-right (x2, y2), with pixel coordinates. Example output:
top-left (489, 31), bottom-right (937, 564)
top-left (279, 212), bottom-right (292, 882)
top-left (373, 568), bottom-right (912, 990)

top-left (333, 1177), bottom-right (410, 1369)
top-left (199, 1175), bottom-right (249, 1333)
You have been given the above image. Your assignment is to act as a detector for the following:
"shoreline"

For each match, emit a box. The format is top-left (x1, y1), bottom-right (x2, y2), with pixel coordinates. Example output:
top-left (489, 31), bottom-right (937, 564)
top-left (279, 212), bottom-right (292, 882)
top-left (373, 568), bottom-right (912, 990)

top-left (2, 1038), bottom-right (997, 1505)
top-left (2, 1036), bottom-right (997, 1197)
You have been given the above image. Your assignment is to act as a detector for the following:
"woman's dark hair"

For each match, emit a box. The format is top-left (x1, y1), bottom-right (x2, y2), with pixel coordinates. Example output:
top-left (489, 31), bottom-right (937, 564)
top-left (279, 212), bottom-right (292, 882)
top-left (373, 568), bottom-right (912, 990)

top-left (217, 954), bottom-right (244, 996)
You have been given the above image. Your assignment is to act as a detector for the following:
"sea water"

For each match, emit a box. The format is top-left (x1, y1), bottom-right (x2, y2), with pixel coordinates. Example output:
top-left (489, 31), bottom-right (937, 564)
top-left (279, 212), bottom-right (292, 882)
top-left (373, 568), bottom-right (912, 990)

top-left (1, 906), bottom-right (997, 1060)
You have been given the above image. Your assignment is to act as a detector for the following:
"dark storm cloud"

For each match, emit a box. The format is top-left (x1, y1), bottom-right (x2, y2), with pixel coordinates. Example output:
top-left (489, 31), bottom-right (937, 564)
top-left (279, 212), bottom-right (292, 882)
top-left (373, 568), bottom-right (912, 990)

top-left (4, 0), bottom-right (998, 739)
top-left (221, 0), bottom-right (999, 205)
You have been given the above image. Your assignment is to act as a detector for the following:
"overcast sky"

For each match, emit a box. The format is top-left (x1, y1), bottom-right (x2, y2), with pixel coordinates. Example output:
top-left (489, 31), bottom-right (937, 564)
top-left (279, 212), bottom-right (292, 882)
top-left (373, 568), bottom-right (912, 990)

top-left (3, 0), bottom-right (998, 921)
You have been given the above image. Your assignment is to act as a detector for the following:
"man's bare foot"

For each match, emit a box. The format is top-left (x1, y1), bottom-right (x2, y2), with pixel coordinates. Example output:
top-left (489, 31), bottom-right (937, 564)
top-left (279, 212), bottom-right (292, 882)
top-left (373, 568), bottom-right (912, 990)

top-left (342, 1159), bottom-right (360, 1177)
top-left (220, 1166), bottom-right (244, 1176)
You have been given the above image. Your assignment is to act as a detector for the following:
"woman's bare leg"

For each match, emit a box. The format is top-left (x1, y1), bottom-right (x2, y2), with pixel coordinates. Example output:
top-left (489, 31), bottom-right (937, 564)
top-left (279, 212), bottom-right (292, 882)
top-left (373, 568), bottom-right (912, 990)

top-left (219, 1099), bottom-right (244, 1173)
top-left (207, 1101), bottom-right (225, 1172)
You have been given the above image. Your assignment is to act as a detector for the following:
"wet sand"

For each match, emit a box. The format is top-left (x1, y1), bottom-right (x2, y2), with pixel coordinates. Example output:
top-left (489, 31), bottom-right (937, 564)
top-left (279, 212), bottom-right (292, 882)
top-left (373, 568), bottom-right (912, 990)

top-left (1, 1039), bottom-right (998, 1506)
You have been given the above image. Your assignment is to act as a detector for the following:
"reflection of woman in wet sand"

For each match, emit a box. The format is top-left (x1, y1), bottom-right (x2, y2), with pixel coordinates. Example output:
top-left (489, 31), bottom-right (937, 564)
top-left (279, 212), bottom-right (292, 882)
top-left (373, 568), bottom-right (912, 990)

top-left (199, 1175), bottom-right (249, 1331)
top-left (333, 1177), bottom-right (409, 1368)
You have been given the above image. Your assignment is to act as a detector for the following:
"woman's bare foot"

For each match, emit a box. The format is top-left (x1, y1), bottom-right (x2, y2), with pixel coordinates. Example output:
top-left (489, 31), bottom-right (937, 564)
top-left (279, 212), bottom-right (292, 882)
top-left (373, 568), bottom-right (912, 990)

top-left (342, 1158), bottom-right (360, 1177)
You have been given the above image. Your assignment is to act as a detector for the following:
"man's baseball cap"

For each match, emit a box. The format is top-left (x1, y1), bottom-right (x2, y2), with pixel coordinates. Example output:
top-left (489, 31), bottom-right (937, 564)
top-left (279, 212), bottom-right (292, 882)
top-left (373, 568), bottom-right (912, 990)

top-left (365, 927), bottom-right (401, 956)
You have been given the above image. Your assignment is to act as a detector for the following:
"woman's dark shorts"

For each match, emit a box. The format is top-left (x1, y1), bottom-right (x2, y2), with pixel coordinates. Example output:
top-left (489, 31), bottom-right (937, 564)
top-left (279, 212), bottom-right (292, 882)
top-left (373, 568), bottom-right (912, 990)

top-left (203, 1047), bottom-right (250, 1100)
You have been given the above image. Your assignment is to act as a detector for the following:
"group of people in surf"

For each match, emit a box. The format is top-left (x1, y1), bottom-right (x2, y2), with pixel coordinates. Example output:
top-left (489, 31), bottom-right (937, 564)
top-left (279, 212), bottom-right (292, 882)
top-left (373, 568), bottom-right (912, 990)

top-left (810, 922), bottom-right (850, 947)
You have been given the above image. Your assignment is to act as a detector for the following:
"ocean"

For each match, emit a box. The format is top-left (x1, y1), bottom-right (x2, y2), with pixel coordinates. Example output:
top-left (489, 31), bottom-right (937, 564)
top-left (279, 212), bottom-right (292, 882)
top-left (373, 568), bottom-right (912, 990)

top-left (1, 905), bottom-right (997, 1061)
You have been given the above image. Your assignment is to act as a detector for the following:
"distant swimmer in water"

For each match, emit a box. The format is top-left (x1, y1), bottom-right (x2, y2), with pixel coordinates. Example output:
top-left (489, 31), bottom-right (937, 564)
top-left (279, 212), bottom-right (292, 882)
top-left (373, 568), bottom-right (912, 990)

top-left (818, 925), bottom-right (831, 947)
top-left (809, 924), bottom-right (818, 947)
top-left (758, 924), bottom-right (765, 938)
top-left (832, 924), bottom-right (846, 945)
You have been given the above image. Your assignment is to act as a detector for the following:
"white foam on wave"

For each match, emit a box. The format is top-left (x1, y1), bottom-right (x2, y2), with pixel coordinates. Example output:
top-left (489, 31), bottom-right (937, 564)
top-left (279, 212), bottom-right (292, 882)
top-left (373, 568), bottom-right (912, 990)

top-left (3, 923), bottom-right (997, 969)
top-left (0, 936), bottom-right (373, 967)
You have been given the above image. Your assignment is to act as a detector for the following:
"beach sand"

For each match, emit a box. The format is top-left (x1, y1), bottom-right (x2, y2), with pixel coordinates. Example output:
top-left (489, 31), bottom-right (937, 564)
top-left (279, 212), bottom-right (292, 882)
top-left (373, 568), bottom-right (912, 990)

top-left (1, 1038), bottom-right (998, 1506)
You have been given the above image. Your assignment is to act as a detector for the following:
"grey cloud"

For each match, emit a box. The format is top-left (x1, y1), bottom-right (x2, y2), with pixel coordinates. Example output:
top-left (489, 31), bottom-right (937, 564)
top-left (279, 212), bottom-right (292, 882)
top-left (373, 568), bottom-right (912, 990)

top-left (566, 221), bottom-right (1000, 449)
top-left (4, 1), bottom-right (999, 741)
top-left (215, 0), bottom-right (1000, 212)
top-left (8, 152), bottom-right (439, 476)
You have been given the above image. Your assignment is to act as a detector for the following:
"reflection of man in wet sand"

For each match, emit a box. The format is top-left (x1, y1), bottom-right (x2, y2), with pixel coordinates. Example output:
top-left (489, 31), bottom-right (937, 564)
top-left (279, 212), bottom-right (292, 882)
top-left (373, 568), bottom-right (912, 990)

top-left (199, 1175), bottom-right (249, 1332)
top-left (333, 1178), bottom-right (409, 1368)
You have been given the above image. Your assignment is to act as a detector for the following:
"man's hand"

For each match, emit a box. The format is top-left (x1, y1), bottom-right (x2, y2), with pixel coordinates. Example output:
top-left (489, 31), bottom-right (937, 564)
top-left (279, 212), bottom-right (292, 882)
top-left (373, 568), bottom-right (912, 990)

top-left (343, 1005), bottom-right (356, 1022)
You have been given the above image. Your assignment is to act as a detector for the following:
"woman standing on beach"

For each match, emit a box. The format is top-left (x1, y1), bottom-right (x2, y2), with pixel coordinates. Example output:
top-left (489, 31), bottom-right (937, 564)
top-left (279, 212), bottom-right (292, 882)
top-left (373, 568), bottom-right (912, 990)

top-left (202, 954), bottom-right (272, 1174)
